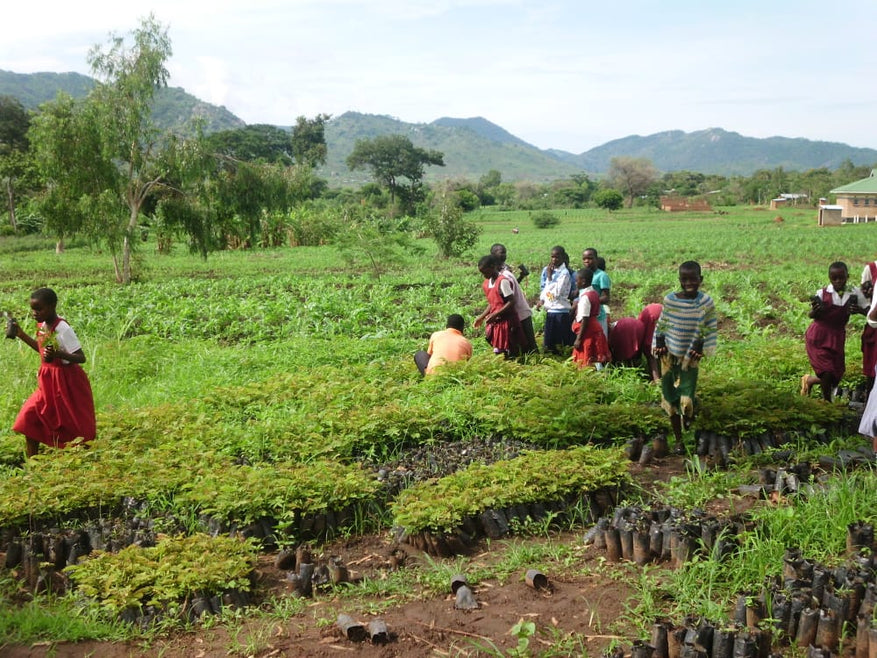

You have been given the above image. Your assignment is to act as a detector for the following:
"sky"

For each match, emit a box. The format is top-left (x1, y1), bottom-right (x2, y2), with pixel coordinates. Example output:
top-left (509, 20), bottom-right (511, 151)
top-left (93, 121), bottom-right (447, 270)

top-left (2, 0), bottom-right (876, 153)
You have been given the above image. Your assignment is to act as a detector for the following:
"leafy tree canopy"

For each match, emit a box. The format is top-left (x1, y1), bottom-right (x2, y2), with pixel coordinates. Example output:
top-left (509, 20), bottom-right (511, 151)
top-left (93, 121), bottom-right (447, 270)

top-left (205, 124), bottom-right (293, 164)
top-left (346, 134), bottom-right (444, 209)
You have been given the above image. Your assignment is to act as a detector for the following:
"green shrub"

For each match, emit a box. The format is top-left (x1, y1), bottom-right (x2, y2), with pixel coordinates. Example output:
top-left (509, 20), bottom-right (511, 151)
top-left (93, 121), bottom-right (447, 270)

top-left (531, 211), bottom-right (560, 229)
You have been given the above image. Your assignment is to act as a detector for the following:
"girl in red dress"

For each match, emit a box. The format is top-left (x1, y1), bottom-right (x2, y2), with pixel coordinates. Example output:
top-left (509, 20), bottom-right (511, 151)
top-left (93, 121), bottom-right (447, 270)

top-left (9, 288), bottom-right (96, 457)
top-left (473, 255), bottom-right (522, 358)
top-left (801, 262), bottom-right (867, 401)
top-left (572, 268), bottom-right (611, 368)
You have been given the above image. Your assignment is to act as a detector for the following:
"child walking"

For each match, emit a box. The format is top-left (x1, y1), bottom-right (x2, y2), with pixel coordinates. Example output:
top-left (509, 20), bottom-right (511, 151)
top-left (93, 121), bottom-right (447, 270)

top-left (801, 262), bottom-right (867, 401)
top-left (652, 261), bottom-right (717, 453)
top-left (9, 288), bottom-right (96, 457)
top-left (572, 268), bottom-right (611, 368)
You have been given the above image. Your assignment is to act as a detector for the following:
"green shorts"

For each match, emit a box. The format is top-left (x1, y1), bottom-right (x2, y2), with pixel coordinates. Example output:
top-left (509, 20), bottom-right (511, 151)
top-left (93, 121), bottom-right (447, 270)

top-left (659, 355), bottom-right (699, 418)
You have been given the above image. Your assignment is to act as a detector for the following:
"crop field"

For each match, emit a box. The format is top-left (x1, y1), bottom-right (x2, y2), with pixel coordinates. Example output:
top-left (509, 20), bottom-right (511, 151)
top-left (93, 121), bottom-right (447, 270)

top-left (1, 205), bottom-right (876, 656)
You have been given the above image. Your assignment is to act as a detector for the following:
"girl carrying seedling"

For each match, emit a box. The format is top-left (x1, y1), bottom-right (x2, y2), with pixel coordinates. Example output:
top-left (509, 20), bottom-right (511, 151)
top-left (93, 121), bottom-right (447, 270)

top-left (801, 262), bottom-right (867, 402)
top-left (8, 288), bottom-right (96, 457)
top-left (572, 268), bottom-right (610, 369)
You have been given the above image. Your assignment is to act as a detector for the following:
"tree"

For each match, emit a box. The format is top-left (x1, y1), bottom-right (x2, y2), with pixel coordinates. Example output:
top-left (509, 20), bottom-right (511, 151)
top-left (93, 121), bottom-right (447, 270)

top-left (346, 134), bottom-right (444, 213)
top-left (86, 14), bottom-right (175, 282)
top-left (291, 114), bottom-right (330, 168)
top-left (205, 124), bottom-right (294, 164)
top-left (607, 156), bottom-right (658, 208)
top-left (28, 15), bottom-right (211, 282)
top-left (423, 192), bottom-right (481, 258)
top-left (593, 188), bottom-right (623, 211)
top-left (29, 93), bottom-right (119, 251)
top-left (0, 95), bottom-right (33, 230)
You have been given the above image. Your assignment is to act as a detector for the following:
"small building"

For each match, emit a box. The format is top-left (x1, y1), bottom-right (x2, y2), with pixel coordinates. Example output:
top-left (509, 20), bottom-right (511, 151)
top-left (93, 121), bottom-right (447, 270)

top-left (818, 204), bottom-right (843, 226)
top-left (769, 198), bottom-right (787, 210)
top-left (829, 170), bottom-right (877, 223)
top-left (659, 196), bottom-right (712, 212)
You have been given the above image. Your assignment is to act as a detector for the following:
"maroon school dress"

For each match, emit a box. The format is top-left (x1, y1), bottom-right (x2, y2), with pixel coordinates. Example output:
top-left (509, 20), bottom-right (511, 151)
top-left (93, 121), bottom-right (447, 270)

top-left (483, 277), bottom-right (521, 356)
top-left (608, 317), bottom-right (645, 362)
top-left (805, 289), bottom-right (852, 380)
top-left (573, 289), bottom-right (611, 367)
top-left (13, 317), bottom-right (96, 448)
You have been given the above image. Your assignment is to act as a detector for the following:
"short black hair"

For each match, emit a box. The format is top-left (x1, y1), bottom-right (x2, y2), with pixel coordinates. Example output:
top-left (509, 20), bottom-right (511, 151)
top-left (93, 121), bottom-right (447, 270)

top-left (829, 261), bottom-right (848, 275)
top-left (679, 260), bottom-right (702, 277)
top-left (31, 287), bottom-right (58, 307)
top-left (446, 314), bottom-right (465, 331)
top-left (478, 254), bottom-right (498, 269)
top-left (576, 268), bottom-right (593, 286)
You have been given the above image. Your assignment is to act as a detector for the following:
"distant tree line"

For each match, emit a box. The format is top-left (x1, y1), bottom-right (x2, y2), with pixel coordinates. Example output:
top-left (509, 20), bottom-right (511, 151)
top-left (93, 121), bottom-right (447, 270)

top-left (0, 17), bottom-right (874, 283)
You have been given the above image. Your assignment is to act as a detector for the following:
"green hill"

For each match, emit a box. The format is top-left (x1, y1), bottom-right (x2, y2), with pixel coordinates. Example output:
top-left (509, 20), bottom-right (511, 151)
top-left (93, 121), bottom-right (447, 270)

top-left (550, 128), bottom-right (877, 176)
top-left (4, 70), bottom-right (877, 179)
top-left (0, 70), bottom-right (244, 135)
top-left (322, 112), bottom-right (583, 183)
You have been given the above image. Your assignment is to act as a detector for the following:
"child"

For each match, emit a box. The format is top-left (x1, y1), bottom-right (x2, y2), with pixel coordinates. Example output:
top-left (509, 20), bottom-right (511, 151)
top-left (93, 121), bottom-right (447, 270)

top-left (638, 303), bottom-right (664, 383)
top-left (414, 314), bottom-right (472, 375)
top-left (861, 258), bottom-right (877, 391)
top-left (474, 255), bottom-right (522, 358)
top-left (582, 248), bottom-right (611, 338)
top-left (572, 268), bottom-right (611, 368)
top-left (490, 243), bottom-right (537, 354)
top-left (535, 245), bottom-right (574, 354)
top-left (858, 294), bottom-right (877, 451)
top-left (652, 261), bottom-right (718, 453)
top-left (801, 262), bottom-right (867, 401)
top-left (9, 288), bottom-right (96, 457)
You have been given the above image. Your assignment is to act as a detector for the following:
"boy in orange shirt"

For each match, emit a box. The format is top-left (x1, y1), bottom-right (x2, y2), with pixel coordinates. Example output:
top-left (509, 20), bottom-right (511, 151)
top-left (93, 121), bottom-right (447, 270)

top-left (414, 314), bottom-right (473, 375)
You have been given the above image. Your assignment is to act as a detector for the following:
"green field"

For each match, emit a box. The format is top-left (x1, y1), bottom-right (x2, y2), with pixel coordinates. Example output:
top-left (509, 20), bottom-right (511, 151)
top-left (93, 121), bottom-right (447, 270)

top-left (1, 205), bottom-right (876, 652)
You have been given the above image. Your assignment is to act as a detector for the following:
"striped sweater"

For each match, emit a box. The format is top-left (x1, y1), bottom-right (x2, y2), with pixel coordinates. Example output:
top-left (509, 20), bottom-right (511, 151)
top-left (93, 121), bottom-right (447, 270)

top-left (653, 291), bottom-right (717, 359)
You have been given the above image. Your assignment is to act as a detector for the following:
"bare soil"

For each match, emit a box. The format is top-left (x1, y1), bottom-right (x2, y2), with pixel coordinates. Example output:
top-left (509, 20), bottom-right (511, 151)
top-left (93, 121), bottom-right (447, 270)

top-left (1, 456), bottom-right (757, 658)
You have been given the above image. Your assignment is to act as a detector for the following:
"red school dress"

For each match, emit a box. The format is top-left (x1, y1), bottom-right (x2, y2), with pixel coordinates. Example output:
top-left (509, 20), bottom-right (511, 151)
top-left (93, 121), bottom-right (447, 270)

top-left (13, 317), bottom-right (96, 448)
top-left (572, 288), bottom-right (611, 367)
top-left (805, 288), bottom-right (853, 381)
top-left (483, 276), bottom-right (522, 356)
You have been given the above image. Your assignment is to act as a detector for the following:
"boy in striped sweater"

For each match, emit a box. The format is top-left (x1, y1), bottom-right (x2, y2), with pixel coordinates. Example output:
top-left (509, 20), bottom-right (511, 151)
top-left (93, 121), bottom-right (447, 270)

top-left (652, 261), bottom-right (718, 453)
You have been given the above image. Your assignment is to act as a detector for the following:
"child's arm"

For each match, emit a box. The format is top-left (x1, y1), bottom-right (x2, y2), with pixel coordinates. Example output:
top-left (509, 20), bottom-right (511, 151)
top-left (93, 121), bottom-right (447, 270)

top-left (473, 305), bottom-right (490, 328)
top-left (485, 295), bottom-right (514, 324)
top-left (573, 316), bottom-right (589, 349)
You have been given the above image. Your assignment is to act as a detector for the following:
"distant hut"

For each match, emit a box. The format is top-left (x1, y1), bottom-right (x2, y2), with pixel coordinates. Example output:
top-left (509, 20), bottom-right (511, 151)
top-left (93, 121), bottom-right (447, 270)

top-left (660, 196), bottom-right (712, 212)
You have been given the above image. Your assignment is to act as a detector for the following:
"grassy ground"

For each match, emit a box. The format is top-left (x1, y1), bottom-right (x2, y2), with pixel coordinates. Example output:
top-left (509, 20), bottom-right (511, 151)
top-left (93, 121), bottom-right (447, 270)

top-left (1, 205), bottom-right (875, 654)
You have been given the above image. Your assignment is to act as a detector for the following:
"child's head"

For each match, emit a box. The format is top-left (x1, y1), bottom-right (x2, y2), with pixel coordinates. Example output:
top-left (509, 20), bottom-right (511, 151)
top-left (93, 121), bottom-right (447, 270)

top-left (582, 248), bottom-right (598, 271)
top-left (829, 261), bottom-right (849, 291)
top-left (549, 246), bottom-right (566, 267)
top-left (490, 243), bottom-right (507, 265)
top-left (576, 268), bottom-right (593, 289)
top-left (29, 287), bottom-right (58, 323)
top-left (478, 255), bottom-right (499, 279)
top-left (678, 261), bottom-right (703, 298)
top-left (446, 314), bottom-right (465, 332)
top-left (596, 256), bottom-right (606, 271)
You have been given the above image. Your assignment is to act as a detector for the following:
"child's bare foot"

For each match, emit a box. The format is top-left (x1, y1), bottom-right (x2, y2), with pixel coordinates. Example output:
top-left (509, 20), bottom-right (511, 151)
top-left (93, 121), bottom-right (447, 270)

top-left (800, 374), bottom-right (812, 396)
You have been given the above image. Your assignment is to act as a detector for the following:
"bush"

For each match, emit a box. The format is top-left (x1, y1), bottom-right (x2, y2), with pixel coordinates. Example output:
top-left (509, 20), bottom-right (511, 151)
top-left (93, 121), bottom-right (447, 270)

top-left (424, 194), bottom-right (482, 258)
top-left (593, 189), bottom-right (624, 211)
top-left (531, 211), bottom-right (560, 229)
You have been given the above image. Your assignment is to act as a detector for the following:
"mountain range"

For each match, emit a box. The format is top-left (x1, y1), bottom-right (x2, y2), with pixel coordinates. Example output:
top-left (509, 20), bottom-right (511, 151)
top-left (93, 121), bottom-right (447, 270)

top-left (3, 69), bottom-right (877, 180)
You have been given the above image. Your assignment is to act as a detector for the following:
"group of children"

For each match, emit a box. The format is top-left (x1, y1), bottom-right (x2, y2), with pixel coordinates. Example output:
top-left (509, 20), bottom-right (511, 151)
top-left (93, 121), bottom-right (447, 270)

top-left (15, 253), bottom-right (877, 460)
top-left (472, 244), bottom-right (717, 451)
